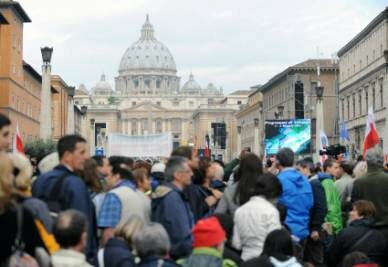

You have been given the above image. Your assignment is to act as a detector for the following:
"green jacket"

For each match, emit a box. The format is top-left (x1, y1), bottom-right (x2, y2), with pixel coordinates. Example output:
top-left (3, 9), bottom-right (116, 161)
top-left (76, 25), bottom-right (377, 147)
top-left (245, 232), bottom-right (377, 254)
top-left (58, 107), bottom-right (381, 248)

top-left (178, 247), bottom-right (237, 267)
top-left (318, 173), bottom-right (343, 234)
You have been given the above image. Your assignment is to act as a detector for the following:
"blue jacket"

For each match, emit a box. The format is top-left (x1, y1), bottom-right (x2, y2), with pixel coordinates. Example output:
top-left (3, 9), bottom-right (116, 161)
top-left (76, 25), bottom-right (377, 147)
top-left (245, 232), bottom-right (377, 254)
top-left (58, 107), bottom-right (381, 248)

top-left (104, 238), bottom-right (136, 267)
top-left (151, 182), bottom-right (194, 260)
top-left (32, 164), bottom-right (98, 264)
top-left (277, 168), bottom-right (314, 240)
top-left (138, 257), bottom-right (180, 267)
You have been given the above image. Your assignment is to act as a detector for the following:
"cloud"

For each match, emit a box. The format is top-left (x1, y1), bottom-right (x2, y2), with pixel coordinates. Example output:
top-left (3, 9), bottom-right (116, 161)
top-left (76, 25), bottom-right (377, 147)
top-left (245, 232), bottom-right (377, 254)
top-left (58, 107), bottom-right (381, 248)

top-left (19, 0), bottom-right (385, 93)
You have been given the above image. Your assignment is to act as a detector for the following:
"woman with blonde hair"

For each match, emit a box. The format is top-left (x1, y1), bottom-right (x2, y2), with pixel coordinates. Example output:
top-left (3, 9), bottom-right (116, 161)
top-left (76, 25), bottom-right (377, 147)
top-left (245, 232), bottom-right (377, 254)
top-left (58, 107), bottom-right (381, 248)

top-left (0, 153), bottom-right (46, 263)
top-left (102, 214), bottom-right (145, 267)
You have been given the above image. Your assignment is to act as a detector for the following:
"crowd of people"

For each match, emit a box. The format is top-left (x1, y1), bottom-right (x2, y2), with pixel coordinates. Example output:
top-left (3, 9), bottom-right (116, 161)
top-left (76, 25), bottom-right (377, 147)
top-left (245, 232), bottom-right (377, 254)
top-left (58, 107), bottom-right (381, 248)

top-left (0, 113), bottom-right (387, 267)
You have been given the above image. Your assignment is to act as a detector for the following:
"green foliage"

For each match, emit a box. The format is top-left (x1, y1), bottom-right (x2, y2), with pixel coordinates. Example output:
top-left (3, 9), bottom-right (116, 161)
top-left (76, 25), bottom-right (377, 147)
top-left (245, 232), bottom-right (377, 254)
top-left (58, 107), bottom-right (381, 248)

top-left (24, 139), bottom-right (57, 162)
top-left (108, 96), bottom-right (116, 104)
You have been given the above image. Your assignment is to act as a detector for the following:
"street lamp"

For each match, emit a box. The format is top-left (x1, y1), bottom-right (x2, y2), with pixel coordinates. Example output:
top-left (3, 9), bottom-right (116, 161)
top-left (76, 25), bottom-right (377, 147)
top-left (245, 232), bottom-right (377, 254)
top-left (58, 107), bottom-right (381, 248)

top-left (90, 118), bottom-right (95, 128)
top-left (237, 126), bottom-right (242, 134)
top-left (40, 47), bottom-right (53, 64)
top-left (254, 118), bottom-right (259, 127)
top-left (81, 106), bottom-right (88, 115)
top-left (315, 86), bottom-right (324, 101)
top-left (39, 46), bottom-right (54, 139)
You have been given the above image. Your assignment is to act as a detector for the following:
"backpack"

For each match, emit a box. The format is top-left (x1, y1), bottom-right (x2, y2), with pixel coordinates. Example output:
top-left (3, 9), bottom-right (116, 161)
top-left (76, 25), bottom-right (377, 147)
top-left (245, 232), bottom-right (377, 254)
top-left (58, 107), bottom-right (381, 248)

top-left (43, 172), bottom-right (69, 219)
top-left (2, 205), bottom-right (49, 267)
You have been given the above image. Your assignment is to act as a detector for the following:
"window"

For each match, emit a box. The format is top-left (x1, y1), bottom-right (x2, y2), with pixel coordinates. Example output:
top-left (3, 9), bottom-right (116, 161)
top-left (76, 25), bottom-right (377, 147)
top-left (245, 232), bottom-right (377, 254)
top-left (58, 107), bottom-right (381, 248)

top-left (156, 80), bottom-right (161, 88)
top-left (346, 96), bottom-right (350, 120)
top-left (341, 99), bottom-right (345, 120)
top-left (189, 101), bottom-right (194, 107)
top-left (171, 119), bottom-right (182, 132)
top-left (173, 101), bottom-right (179, 107)
top-left (134, 80), bottom-right (139, 88)
top-left (237, 101), bottom-right (242, 105)
top-left (141, 119), bottom-right (148, 134)
top-left (132, 101), bottom-right (136, 106)
top-left (379, 78), bottom-right (384, 108)
top-left (358, 91), bottom-right (362, 116)
top-left (208, 98), bottom-right (214, 105)
top-left (365, 87), bottom-right (369, 111)
top-left (156, 101), bottom-right (161, 106)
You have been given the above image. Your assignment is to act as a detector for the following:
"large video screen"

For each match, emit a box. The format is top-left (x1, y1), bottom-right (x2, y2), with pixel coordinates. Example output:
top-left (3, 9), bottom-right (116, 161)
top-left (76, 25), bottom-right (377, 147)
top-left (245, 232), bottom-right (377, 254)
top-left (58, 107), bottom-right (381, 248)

top-left (265, 119), bottom-right (311, 155)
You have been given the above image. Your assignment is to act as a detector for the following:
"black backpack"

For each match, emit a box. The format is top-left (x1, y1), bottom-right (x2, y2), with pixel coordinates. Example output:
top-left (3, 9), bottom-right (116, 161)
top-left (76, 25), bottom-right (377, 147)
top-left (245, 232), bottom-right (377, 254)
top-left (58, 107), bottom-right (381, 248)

top-left (43, 173), bottom-right (69, 219)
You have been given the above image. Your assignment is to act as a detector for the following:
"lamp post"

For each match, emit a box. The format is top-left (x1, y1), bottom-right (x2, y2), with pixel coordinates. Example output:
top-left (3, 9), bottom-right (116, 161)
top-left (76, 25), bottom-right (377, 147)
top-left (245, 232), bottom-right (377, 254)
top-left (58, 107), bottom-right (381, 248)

top-left (315, 85), bottom-right (325, 162)
top-left (90, 118), bottom-right (95, 155)
top-left (39, 47), bottom-right (53, 139)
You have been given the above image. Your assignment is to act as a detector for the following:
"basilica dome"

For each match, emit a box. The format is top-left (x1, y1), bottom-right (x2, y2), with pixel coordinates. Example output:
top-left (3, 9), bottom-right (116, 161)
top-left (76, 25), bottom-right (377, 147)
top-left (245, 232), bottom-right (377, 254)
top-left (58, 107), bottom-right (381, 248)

top-left (91, 74), bottom-right (113, 95)
top-left (182, 73), bottom-right (201, 91)
top-left (119, 15), bottom-right (176, 74)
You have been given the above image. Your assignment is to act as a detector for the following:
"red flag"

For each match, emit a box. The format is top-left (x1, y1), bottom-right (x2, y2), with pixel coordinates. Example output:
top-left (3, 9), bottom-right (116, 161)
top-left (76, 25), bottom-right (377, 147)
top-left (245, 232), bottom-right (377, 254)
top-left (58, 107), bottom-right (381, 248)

top-left (13, 123), bottom-right (24, 154)
top-left (204, 134), bottom-right (210, 157)
top-left (363, 107), bottom-right (380, 156)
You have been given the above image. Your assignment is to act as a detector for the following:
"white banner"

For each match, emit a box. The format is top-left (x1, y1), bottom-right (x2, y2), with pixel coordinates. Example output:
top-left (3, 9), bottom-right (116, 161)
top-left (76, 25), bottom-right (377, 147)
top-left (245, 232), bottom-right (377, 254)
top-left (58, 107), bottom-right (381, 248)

top-left (107, 133), bottom-right (173, 158)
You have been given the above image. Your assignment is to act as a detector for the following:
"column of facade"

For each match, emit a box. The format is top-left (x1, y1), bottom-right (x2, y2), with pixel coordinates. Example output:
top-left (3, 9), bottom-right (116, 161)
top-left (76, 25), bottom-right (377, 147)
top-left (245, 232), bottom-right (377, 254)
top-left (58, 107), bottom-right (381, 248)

top-left (67, 99), bottom-right (75, 134)
top-left (253, 121), bottom-right (260, 155)
top-left (152, 77), bottom-right (156, 95)
top-left (40, 64), bottom-right (52, 139)
top-left (236, 126), bottom-right (242, 157)
top-left (128, 120), bottom-right (132, 135)
top-left (138, 120), bottom-right (141, 135)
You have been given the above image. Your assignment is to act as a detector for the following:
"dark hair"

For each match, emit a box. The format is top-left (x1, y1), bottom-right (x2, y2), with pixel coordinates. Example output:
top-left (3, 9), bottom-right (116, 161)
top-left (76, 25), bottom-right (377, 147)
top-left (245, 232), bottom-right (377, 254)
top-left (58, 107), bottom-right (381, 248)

top-left (356, 155), bottom-right (364, 162)
top-left (133, 160), bottom-right (152, 176)
top-left (81, 159), bottom-right (103, 193)
top-left (315, 162), bottom-right (322, 173)
top-left (296, 159), bottom-right (315, 175)
top-left (133, 168), bottom-right (149, 186)
top-left (353, 200), bottom-right (376, 219)
top-left (234, 153), bottom-right (263, 205)
top-left (213, 214), bottom-right (233, 245)
top-left (342, 252), bottom-right (370, 267)
top-left (323, 158), bottom-right (337, 172)
top-left (171, 146), bottom-right (193, 161)
top-left (266, 159), bottom-right (273, 168)
top-left (252, 173), bottom-right (282, 200)
top-left (109, 156), bottom-right (134, 170)
top-left (57, 135), bottom-right (86, 159)
top-left (195, 157), bottom-right (211, 185)
top-left (262, 229), bottom-right (294, 258)
top-left (91, 155), bottom-right (106, 167)
top-left (276, 148), bottom-right (294, 167)
top-left (111, 163), bottom-right (134, 181)
top-left (340, 161), bottom-right (354, 176)
top-left (53, 210), bottom-right (87, 248)
top-left (0, 114), bottom-right (11, 130)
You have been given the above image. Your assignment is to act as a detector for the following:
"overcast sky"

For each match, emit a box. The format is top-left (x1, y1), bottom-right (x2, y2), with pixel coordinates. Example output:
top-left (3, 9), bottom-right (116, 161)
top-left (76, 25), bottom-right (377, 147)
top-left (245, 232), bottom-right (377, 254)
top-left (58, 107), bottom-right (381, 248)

top-left (21, 0), bottom-right (386, 94)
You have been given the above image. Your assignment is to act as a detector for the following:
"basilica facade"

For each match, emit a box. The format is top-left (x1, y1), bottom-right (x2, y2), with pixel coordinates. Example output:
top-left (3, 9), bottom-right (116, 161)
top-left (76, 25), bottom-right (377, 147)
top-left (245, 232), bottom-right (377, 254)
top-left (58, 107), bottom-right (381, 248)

top-left (75, 16), bottom-right (247, 160)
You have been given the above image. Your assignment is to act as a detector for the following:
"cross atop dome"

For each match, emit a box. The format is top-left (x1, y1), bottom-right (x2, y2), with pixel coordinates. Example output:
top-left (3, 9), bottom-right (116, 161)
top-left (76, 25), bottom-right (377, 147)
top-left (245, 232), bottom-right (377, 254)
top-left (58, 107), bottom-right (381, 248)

top-left (140, 14), bottom-right (155, 40)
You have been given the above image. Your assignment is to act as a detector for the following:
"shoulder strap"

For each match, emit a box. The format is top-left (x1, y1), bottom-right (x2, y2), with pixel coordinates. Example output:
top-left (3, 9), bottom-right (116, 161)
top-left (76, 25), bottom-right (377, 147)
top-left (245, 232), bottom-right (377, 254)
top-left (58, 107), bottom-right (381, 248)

top-left (13, 204), bottom-right (24, 251)
top-left (348, 229), bottom-right (374, 252)
top-left (47, 172), bottom-right (69, 202)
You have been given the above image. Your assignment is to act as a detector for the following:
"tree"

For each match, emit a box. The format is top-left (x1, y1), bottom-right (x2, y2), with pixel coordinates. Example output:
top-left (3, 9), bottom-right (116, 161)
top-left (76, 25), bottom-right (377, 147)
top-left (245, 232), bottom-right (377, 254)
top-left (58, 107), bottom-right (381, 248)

top-left (108, 96), bottom-right (116, 105)
top-left (24, 139), bottom-right (57, 162)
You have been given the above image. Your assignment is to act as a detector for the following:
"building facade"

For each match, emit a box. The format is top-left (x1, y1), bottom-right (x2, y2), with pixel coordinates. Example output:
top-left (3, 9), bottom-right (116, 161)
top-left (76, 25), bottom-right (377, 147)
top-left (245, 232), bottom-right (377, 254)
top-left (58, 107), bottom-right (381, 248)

top-left (235, 89), bottom-right (263, 156)
top-left (75, 16), bottom-right (244, 160)
top-left (254, 59), bottom-right (339, 156)
top-left (338, 7), bottom-right (388, 158)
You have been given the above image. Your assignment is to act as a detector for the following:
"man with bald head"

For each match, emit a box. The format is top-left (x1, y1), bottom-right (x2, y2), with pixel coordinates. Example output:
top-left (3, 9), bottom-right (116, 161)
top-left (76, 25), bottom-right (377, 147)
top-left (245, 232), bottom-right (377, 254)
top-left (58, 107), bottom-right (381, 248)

top-left (51, 210), bottom-right (91, 267)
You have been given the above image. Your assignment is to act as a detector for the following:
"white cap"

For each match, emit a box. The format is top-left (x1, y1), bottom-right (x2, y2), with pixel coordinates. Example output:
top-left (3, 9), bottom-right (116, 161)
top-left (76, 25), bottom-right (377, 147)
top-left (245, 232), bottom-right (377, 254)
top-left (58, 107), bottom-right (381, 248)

top-left (151, 162), bottom-right (166, 173)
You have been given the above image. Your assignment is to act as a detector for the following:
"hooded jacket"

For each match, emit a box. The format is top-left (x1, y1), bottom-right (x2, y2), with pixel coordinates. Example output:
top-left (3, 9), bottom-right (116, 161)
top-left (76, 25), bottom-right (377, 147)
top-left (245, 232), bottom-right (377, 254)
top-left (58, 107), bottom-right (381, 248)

top-left (151, 183), bottom-right (194, 260)
top-left (309, 177), bottom-right (327, 232)
top-left (277, 168), bottom-right (314, 240)
top-left (103, 238), bottom-right (136, 267)
top-left (317, 173), bottom-right (343, 234)
top-left (179, 247), bottom-right (237, 267)
top-left (327, 218), bottom-right (387, 266)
